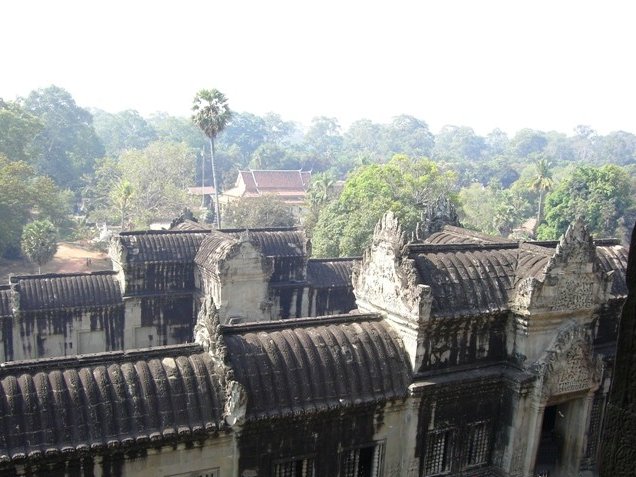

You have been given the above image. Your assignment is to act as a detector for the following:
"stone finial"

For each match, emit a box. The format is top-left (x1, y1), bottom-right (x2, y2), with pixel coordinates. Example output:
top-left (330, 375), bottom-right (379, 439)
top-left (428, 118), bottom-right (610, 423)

top-left (545, 217), bottom-right (596, 274)
top-left (415, 196), bottom-right (461, 241)
top-left (169, 207), bottom-right (198, 229)
top-left (372, 211), bottom-right (408, 254)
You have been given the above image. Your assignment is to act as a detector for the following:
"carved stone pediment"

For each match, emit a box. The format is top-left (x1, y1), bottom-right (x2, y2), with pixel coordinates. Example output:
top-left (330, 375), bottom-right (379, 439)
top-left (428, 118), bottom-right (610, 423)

top-left (532, 321), bottom-right (602, 401)
top-left (353, 212), bottom-right (431, 324)
top-left (516, 219), bottom-right (612, 312)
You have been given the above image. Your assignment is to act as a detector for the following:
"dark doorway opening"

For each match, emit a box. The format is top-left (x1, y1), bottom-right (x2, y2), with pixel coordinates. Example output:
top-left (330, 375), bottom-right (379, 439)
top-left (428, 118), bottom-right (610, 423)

top-left (535, 405), bottom-right (560, 476)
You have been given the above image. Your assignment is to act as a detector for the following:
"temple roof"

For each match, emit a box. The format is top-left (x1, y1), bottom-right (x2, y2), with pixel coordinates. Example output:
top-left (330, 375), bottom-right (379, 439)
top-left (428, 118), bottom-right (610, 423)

top-left (412, 247), bottom-right (517, 317)
top-left (411, 225), bottom-right (629, 314)
top-left (222, 228), bottom-right (308, 257)
top-left (9, 272), bottom-right (122, 312)
top-left (307, 258), bottom-right (359, 289)
top-left (116, 230), bottom-right (208, 264)
top-left (596, 244), bottom-right (629, 296)
top-left (194, 232), bottom-right (242, 271)
top-left (239, 170), bottom-right (310, 192)
top-left (223, 314), bottom-right (411, 420)
top-left (425, 225), bottom-right (516, 245)
top-left (0, 344), bottom-right (225, 465)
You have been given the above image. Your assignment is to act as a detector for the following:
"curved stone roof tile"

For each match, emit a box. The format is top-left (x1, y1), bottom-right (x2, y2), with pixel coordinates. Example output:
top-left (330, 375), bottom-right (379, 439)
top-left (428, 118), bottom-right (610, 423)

top-left (307, 258), bottom-right (359, 288)
top-left (10, 272), bottom-right (122, 312)
top-left (424, 225), bottom-right (516, 245)
top-left (0, 344), bottom-right (225, 464)
top-left (221, 228), bottom-right (307, 257)
top-left (117, 231), bottom-right (207, 264)
top-left (596, 245), bottom-right (628, 296)
top-left (194, 231), bottom-right (241, 271)
top-left (515, 245), bottom-right (552, 284)
top-left (413, 249), bottom-right (517, 316)
top-left (223, 315), bottom-right (411, 419)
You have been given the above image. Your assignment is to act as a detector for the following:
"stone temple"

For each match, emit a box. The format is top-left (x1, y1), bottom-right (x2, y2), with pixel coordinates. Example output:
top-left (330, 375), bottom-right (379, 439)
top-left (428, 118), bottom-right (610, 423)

top-left (0, 202), bottom-right (629, 477)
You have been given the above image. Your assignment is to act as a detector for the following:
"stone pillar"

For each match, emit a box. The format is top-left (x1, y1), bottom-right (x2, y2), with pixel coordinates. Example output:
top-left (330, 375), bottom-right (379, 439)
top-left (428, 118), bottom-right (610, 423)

top-left (599, 223), bottom-right (636, 476)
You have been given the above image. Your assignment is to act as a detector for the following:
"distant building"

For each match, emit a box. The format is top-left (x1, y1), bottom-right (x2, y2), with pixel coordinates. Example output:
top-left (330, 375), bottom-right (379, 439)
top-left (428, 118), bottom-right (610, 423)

top-left (221, 169), bottom-right (311, 216)
top-left (187, 185), bottom-right (216, 208)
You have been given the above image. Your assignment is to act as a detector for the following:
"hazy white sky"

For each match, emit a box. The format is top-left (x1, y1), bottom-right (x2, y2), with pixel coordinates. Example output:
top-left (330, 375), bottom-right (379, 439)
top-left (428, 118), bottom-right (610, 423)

top-left (3, 0), bottom-right (635, 135)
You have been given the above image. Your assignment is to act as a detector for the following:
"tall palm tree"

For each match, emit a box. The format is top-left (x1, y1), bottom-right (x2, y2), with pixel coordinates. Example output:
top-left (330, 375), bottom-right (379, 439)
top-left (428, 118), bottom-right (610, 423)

top-left (192, 89), bottom-right (232, 228)
top-left (530, 157), bottom-right (554, 226)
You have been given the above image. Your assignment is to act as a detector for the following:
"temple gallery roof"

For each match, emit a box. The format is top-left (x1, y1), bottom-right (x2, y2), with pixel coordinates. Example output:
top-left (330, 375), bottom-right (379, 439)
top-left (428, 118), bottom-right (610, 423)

top-left (412, 247), bottom-right (517, 317)
top-left (0, 344), bottom-right (225, 465)
top-left (221, 227), bottom-right (308, 257)
top-left (8, 271), bottom-right (122, 312)
top-left (115, 230), bottom-right (208, 264)
top-left (222, 314), bottom-right (412, 420)
top-left (307, 258), bottom-right (360, 289)
top-left (405, 225), bottom-right (628, 317)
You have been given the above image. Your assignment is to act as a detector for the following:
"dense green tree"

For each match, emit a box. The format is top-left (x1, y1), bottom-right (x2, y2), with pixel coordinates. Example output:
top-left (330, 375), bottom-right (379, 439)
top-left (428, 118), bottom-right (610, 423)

top-left (569, 125), bottom-right (598, 163)
top-left (262, 112), bottom-right (298, 145)
top-left (510, 129), bottom-right (548, 158)
top-left (89, 141), bottom-right (197, 227)
top-left (385, 115), bottom-right (434, 158)
top-left (538, 164), bottom-right (634, 240)
top-left (217, 112), bottom-right (267, 164)
top-left (192, 89), bottom-right (233, 228)
top-left (92, 109), bottom-right (157, 156)
top-left (432, 125), bottom-right (486, 163)
top-left (459, 183), bottom-right (531, 237)
top-left (222, 195), bottom-right (296, 228)
top-left (21, 219), bottom-right (58, 273)
top-left (147, 112), bottom-right (207, 149)
top-left (311, 155), bottom-right (458, 257)
top-left (304, 116), bottom-right (343, 171)
top-left (249, 143), bottom-right (300, 170)
top-left (0, 155), bottom-right (72, 257)
top-left (22, 86), bottom-right (104, 190)
top-left (343, 119), bottom-right (386, 164)
top-left (0, 99), bottom-right (43, 163)
top-left (596, 131), bottom-right (636, 166)
top-left (484, 129), bottom-right (510, 157)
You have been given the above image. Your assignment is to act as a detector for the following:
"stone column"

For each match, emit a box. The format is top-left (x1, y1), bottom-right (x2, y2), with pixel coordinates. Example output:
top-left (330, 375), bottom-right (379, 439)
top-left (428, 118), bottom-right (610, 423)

top-left (599, 223), bottom-right (636, 476)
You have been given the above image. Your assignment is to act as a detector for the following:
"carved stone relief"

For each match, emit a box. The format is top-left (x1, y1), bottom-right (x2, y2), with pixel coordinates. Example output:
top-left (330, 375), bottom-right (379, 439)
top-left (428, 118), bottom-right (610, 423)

top-left (531, 320), bottom-right (602, 402)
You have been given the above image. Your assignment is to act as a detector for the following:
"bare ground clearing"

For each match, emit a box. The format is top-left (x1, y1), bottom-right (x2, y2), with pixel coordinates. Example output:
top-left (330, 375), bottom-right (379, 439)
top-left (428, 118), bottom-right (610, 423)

top-left (0, 242), bottom-right (111, 283)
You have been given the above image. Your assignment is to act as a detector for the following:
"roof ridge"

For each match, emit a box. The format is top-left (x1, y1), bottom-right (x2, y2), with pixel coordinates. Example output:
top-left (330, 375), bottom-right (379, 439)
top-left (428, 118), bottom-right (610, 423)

top-left (407, 242), bottom-right (519, 254)
top-left (220, 226), bottom-right (300, 232)
top-left (221, 312), bottom-right (382, 334)
top-left (9, 270), bottom-right (117, 282)
top-left (0, 343), bottom-right (203, 375)
top-left (119, 229), bottom-right (208, 236)
top-left (307, 257), bottom-right (362, 263)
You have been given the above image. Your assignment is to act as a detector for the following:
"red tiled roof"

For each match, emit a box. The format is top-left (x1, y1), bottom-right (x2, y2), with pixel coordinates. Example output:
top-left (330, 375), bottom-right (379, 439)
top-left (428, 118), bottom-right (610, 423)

top-left (187, 186), bottom-right (216, 195)
top-left (239, 170), bottom-right (310, 193)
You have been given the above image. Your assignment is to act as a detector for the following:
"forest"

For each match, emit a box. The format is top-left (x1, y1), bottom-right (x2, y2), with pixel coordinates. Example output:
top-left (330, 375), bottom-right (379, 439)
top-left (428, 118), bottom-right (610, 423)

top-left (1, 85), bottom-right (635, 261)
